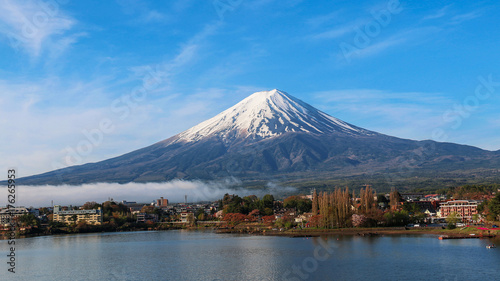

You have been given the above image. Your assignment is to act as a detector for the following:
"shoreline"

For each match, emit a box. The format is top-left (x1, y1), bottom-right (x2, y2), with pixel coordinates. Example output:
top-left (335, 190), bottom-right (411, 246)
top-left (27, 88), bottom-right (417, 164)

top-left (215, 226), bottom-right (500, 238)
top-left (2, 225), bottom-right (499, 240)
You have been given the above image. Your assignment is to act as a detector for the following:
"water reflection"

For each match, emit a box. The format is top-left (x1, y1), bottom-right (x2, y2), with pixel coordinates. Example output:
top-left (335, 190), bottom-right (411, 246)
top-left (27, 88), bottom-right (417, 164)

top-left (1, 231), bottom-right (499, 281)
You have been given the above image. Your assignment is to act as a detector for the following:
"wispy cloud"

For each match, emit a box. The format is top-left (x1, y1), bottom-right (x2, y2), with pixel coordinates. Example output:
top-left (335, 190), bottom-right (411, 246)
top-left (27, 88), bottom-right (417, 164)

top-left (305, 11), bottom-right (342, 29)
top-left (449, 11), bottom-right (481, 25)
top-left (116, 0), bottom-right (175, 24)
top-left (0, 22), bottom-right (224, 177)
top-left (421, 5), bottom-right (481, 25)
top-left (313, 89), bottom-right (454, 140)
top-left (422, 5), bottom-right (452, 21)
top-left (0, 0), bottom-right (78, 57)
top-left (310, 20), bottom-right (364, 40)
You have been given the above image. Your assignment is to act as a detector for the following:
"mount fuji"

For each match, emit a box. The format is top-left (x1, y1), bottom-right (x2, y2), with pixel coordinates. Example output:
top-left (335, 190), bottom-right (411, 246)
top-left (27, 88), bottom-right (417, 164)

top-left (16, 89), bottom-right (500, 188)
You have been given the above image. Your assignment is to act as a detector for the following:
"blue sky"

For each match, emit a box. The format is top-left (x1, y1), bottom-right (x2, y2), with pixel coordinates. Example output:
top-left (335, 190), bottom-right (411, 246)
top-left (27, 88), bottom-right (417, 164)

top-left (1, 0), bottom-right (500, 177)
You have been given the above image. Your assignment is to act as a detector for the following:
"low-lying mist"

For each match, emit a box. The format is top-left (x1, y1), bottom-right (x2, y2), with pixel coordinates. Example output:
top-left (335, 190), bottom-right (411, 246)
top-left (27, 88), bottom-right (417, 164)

top-left (3, 179), bottom-right (297, 207)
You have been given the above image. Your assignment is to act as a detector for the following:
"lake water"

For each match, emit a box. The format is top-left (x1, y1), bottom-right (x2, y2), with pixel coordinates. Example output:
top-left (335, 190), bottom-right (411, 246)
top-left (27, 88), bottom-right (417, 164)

top-left (2, 230), bottom-right (499, 280)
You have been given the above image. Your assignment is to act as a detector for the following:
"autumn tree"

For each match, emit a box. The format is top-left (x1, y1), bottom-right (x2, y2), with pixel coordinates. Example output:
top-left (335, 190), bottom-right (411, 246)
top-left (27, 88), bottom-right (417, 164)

top-left (82, 201), bottom-right (101, 210)
top-left (359, 185), bottom-right (376, 214)
top-left (312, 189), bottom-right (319, 215)
top-left (390, 189), bottom-right (403, 210)
top-left (314, 187), bottom-right (353, 228)
top-left (140, 205), bottom-right (156, 214)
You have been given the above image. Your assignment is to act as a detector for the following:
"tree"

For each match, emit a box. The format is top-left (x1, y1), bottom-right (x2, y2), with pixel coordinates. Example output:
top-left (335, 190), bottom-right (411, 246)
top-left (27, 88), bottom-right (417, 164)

top-left (140, 205), bottom-right (156, 214)
top-left (446, 211), bottom-right (460, 229)
top-left (223, 195), bottom-right (243, 214)
top-left (312, 187), bottom-right (353, 228)
top-left (359, 185), bottom-right (376, 214)
top-left (187, 213), bottom-right (196, 226)
top-left (243, 195), bottom-right (259, 213)
top-left (262, 194), bottom-right (274, 209)
top-left (384, 210), bottom-right (410, 226)
top-left (18, 214), bottom-right (40, 227)
top-left (472, 214), bottom-right (480, 223)
top-left (390, 189), bottom-right (403, 210)
top-left (377, 194), bottom-right (389, 204)
top-left (283, 195), bottom-right (312, 214)
top-left (352, 214), bottom-right (367, 227)
top-left (487, 193), bottom-right (500, 221)
top-left (195, 208), bottom-right (206, 221)
top-left (69, 214), bottom-right (78, 224)
top-left (261, 215), bottom-right (275, 225)
top-left (82, 201), bottom-right (101, 210)
top-left (312, 189), bottom-right (319, 215)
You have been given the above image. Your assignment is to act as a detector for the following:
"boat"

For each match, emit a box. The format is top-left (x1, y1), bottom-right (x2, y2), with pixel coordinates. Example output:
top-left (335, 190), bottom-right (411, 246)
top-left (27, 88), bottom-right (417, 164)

top-left (486, 245), bottom-right (496, 249)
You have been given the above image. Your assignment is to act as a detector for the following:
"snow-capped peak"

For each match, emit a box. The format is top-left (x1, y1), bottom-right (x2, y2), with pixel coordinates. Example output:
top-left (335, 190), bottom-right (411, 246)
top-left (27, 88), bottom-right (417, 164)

top-left (176, 89), bottom-right (373, 143)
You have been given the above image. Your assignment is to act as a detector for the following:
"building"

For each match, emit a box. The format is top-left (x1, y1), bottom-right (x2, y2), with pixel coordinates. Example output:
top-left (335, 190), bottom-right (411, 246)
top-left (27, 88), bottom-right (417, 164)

top-left (136, 213), bottom-right (158, 223)
top-left (439, 200), bottom-right (478, 221)
top-left (0, 207), bottom-right (29, 225)
top-left (156, 197), bottom-right (168, 208)
top-left (180, 212), bottom-right (195, 223)
top-left (53, 205), bottom-right (103, 225)
top-left (400, 193), bottom-right (424, 201)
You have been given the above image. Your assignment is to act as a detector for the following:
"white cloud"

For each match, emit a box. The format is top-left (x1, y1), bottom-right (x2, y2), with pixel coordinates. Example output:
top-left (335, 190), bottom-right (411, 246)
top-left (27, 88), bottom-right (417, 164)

top-left (1, 180), bottom-right (296, 207)
top-left (422, 5), bottom-right (452, 21)
top-left (0, 0), bottom-right (78, 57)
top-left (449, 11), bottom-right (481, 25)
top-left (310, 19), bottom-right (365, 40)
top-left (313, 89), bottom-right (454, 140)
top-left (0, 23), bottom-right (225, 177)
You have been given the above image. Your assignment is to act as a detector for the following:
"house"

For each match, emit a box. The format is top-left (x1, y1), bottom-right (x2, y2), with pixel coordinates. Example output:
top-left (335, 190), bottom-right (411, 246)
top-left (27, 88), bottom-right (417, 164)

top-left (136, 213), bottom-right (158, 223)
top-left (400, 193), bottom-right (424, 201)
top-left (294, 213), bottom-right (313, 223)
top-left (53, 205), bottom-right (103, 225)
top-left (180, 212), bottom-right (194, 223)
top-left (0, 207), bottom-right (29, 225)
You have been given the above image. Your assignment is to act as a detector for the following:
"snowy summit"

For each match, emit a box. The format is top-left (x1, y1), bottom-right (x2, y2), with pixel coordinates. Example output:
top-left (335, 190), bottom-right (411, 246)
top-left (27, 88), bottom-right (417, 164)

top-left (176, 89), bottom-right (373, 143)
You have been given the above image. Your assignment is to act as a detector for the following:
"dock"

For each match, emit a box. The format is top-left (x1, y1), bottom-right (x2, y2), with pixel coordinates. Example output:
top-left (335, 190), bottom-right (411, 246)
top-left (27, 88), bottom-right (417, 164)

top-left (438, 235), bottom-right (496, 240)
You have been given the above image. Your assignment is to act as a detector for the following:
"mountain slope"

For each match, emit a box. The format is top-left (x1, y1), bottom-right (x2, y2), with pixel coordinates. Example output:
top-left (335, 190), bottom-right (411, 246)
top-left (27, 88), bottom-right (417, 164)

top-left (175, 89), bottom-right (373, 143)
top-left (15, 89), bottom-right (500, 186)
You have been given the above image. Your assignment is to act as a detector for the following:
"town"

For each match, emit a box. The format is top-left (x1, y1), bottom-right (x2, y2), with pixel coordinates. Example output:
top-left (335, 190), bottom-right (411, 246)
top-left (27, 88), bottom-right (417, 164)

top-left (1, 184), bottom-right (499, 238)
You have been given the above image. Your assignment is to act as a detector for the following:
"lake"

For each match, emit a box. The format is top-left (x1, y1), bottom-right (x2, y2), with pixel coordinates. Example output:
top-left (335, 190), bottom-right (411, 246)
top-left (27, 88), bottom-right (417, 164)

top-left (2, 230), bottom-right (499, 280)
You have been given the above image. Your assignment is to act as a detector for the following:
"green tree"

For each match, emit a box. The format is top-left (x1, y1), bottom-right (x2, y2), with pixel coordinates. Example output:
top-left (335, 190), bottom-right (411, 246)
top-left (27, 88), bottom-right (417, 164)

top-left (472, 214), bottom-right (480, 223)
top-left (283, 195), bottom-right (312, 214)
top-left (487, 193), bottom-right (500, 221)
top-left (18, 214), bottom-right (40, 227)
top-left (446, 211), bottom-right (460, 229)
top-left (69, 214), bottom-right (78, 224)
top-left (261, 194), bottom-right (274, 210)
top-left (195, 208), bottom-right (205, 220)
top-left (384, 210), bottom-right (410, 226)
